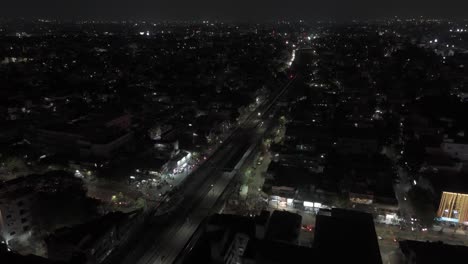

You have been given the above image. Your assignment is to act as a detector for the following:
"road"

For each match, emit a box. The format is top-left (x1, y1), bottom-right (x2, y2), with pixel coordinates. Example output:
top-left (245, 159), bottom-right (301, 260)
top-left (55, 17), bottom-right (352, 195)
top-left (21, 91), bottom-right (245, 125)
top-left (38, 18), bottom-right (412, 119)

top-left (118, 77), bottom-right (297, 264)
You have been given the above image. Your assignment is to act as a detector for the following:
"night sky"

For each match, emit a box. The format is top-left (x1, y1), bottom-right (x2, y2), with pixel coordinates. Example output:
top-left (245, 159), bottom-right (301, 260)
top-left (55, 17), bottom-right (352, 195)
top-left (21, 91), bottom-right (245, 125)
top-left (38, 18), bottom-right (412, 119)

top-left (2, 0), bottom-right (467, 21)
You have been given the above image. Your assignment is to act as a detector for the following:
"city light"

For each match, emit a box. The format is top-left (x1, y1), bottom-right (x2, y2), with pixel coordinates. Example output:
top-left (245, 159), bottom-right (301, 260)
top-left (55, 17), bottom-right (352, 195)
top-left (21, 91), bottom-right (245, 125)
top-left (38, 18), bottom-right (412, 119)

top-left (3, 17), bottom-right (468, 263)
top-left (287, 49), bottom-right (296, 67)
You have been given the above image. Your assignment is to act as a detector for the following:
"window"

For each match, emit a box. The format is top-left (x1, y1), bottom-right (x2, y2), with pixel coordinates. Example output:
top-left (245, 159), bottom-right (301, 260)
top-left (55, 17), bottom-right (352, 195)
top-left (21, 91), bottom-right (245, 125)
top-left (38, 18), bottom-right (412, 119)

top-left (19, 209), bottom-right (25, 215)
top-left (21, 218), bottom-right (27, 224)
top-left (23, 226), bottom-right (29, 232)
top-left (10, 232), bottom-right (16, 236)
top-left (17, 201), bottom-right (24, 207)
top-left (6, 214), bottom-right (11, 219)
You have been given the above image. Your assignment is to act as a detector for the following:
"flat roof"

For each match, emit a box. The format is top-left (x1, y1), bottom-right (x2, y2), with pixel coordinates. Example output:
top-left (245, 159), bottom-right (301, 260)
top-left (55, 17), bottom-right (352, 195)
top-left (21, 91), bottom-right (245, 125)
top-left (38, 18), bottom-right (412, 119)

top-left (314, 208), bottom-right (382, 264)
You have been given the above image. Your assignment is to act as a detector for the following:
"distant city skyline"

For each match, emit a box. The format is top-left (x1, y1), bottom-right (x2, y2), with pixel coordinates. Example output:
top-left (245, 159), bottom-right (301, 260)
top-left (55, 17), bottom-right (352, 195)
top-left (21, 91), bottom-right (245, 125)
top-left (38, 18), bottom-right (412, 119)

top-left (2, 0), bottom-right (468, 21)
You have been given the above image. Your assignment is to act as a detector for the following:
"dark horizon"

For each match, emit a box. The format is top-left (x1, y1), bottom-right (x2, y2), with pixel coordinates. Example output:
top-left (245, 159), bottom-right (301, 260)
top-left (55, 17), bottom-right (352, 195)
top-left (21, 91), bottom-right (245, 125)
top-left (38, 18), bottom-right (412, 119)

top-left (2, 0), bottom-right (468, 22)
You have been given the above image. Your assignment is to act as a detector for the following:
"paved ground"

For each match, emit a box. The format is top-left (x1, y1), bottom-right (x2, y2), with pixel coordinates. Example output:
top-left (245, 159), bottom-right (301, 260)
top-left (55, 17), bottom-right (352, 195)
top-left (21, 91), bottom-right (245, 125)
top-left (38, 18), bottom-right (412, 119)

top-left (86, 178), bottom-right (142, 201)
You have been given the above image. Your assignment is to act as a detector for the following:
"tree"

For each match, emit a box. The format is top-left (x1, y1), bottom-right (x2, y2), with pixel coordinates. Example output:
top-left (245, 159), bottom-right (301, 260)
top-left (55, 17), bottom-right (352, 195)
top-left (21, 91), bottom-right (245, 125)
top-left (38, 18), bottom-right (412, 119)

top-left (407, 186), bottom-right (436, 227)
top-left (332, 195), bottom-right (350, 208)
top-left (32, 184), bottom-right (99, 232)
top-left (3, 157), bottom-right (29, 178)
top-left (403, 138), bottom-right (426, 172)
top-left (135, 198), bottom-right (146, 209)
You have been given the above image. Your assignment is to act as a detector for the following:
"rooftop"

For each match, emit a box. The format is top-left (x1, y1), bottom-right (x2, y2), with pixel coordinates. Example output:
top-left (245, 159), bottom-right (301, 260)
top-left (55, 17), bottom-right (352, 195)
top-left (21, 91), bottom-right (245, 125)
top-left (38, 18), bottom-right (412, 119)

top-left (314, 208), bottom-right (382, 264)
top-left (400, 240), bottom-right (468, 263)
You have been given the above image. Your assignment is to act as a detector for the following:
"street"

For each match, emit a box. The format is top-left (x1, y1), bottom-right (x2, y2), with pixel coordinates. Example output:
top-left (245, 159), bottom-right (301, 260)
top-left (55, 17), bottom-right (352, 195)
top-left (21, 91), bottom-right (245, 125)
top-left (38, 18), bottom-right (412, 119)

top-left (113, 77), bottom-right (297, 264)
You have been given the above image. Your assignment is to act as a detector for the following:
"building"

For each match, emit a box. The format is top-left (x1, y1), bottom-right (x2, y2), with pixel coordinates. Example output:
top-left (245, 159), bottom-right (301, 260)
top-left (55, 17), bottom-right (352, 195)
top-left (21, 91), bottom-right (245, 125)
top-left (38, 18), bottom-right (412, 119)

top-left (399, 240), bottom-right (468, 264)
top-left (0, 250), bottom-right (65, 264)
top-left (242, 239), bottom-right (317, 264)
top-left (420, 152), bottom-right (463, 173)
top-left (314, 208), bottom-right (382, 264)
top-left (47, 211), bottom-right (142, 264)
top-left (33, 113), bottom-right (134, 159)
top-left (205, 214), bottom-right (255, 264)
top-left (0, 171), bottom-right (88, 243)
top-left (335, 127), bottom-right (380, 155)
top-left (441, 138), bottom-right (468, 161)
top-left (205, 211), bottom-right (310, 264)
top-left (166, 150), bottom-right (192, 174)
top-left (437, 191), bottom-right (468, 224)
top-left (35, 127), bottom-right (134, 159)
top-left (264, 211), bottom-right (302, 244)
top-left (184, 209), bottom-right (382, 264)
top-left (0, 183), bottom-right (34, 242)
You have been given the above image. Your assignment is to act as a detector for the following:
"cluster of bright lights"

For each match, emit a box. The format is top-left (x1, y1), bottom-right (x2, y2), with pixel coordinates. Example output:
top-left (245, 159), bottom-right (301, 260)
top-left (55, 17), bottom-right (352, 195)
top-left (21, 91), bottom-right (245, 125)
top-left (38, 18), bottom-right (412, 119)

top-left (450, 29), bottom-right (467, 32)
top-left (287, 49), bottom-right (296, 67)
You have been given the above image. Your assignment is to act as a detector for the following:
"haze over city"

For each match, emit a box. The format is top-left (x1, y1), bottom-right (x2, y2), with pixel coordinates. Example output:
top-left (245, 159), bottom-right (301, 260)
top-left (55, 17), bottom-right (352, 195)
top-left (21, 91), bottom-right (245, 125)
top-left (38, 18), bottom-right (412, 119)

top-left (2, 0), bottom-right (468, 21)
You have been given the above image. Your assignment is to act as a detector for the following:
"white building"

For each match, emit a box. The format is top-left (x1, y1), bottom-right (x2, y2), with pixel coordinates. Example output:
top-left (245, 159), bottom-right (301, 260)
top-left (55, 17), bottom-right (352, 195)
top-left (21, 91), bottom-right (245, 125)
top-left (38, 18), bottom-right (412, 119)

top-left (0, 185), bottom-right (34, 242)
